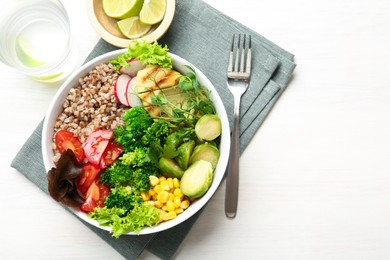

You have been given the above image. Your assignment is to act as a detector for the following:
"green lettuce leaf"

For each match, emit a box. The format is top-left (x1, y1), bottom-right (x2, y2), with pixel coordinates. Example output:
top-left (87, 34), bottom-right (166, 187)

top-left (88, 203), bottom-right (161, 237)
top-left (110, 41), bottom-right (172, 70)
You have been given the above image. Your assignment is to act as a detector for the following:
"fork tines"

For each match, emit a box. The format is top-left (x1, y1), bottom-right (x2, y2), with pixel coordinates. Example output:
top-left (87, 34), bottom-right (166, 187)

top-left (227, 34), bottom-right (252, 80)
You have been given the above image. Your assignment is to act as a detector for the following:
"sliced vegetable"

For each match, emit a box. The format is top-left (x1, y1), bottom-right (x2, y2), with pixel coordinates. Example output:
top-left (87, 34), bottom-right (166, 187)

top-left (176, 140), bottom-right (195, 170)
top-left (77, 163), bottom-right (101, 195)
top-left (114, 74), bottom-right (131, 106)
top-left (80, 181), bottom-right (99, 213)
top-left (126, 77), bottom-right (143, 107)
top-left (100, 142), bottom-right (123, 169)
top-left (119, 59), bottom-right (145, 77)
top-left (195, 114), bottom-right (222, 141)
top-left (80, 181), bottom-right (110, 213)
top-left (83, 129), bottom-right (114, 165)
top-left (189, 143), bottom-right (220, 169)
top-left (55, 130), bottom-right (84, 163)
top-left (158, 157), bottom-right (184, 179)
top-left (180, 160), bottom-right (214, 198)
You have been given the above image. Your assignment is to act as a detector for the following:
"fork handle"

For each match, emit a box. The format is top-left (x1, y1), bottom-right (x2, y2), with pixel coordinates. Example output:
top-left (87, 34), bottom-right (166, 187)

top-left (225, 96), bottom-right (241, 218)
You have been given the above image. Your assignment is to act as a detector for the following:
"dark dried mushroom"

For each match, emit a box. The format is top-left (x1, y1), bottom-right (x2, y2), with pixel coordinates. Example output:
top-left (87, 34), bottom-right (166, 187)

top-left (47, 149), bottom-right (84, 207)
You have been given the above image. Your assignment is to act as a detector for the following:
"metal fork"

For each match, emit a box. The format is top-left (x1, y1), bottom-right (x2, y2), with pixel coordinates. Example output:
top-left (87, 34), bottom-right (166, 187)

top-left (225, 34), bottom-right (252, 218)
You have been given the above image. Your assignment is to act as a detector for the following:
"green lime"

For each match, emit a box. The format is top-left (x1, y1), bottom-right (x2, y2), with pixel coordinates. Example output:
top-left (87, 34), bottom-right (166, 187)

top-left (16, 35), bottom-right (45, 67)
top-left (102, 0), bottom-right (144, 19)
top-left (117, 16), bottom-right (152, 39)
top-left (139, 0), bottom-right (166, 25)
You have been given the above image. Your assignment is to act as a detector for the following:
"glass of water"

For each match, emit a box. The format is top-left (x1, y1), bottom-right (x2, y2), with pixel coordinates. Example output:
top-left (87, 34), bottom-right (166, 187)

top-left (0, 0), bottom-right (78, 82)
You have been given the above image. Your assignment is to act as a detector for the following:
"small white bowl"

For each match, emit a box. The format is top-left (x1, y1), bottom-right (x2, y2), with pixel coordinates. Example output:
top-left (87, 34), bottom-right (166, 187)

top-left (86, 0), bottom-right (176, 48)
top-left (42, 49), bottom-right (230, 235)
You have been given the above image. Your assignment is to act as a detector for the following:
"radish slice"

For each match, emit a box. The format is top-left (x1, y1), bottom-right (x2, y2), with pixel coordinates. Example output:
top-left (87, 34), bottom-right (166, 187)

top-left (119, 60), bottom-right (145, 77)
top-left (114, 74), bottom-right (131, 106)
top-left (126, 77), bottom-right (143, 107)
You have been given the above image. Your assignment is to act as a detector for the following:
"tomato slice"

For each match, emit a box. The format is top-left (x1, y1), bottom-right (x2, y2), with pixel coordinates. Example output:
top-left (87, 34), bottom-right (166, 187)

top-left (55, 130), bottom-right (84, 163)
top-left (83, 129), bottom-right (113, 165)
top-left (100, 142), bottom-right (123, 169)
top-left (79, 181), bottom-right (110, 213)
top-left (97, 182), bottom-right (110, 207)
top-left (80, 181), bottom-right (99, 213)
top-left (77, 164), bottom-right (101, 195)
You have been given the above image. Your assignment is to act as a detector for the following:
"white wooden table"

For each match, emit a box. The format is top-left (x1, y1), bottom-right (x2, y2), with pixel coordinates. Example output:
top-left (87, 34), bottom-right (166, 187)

top-left (1, 0), bottom-right (390, 259)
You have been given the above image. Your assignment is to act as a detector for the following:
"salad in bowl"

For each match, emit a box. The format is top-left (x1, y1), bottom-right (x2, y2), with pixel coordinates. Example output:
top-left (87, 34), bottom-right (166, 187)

top-left (42, 41), bottom-right (230, 237)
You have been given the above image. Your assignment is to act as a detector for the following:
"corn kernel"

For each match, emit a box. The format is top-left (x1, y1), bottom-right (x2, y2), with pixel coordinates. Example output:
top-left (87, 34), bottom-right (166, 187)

top-left (159, 176), bottom-right (166, 182)
top-left (174, 196), bottom-right (181, 208)
top-left (149, 176), bottom-right (159, 186)
top-left (168, 193), bottom-right (175, 202)
top-left (175, 208), bottom-right (184, 214)
top-left (163, 211), bottom-right (177, 221)
top-left (173, 188), bottom-right (183, 199)
top-left (157, 190), bottom-right (169, 204)
top-left (154, 201), bottom-right (163, 208)
top-left (153, 185), bottom-right (162, 194)
top-left (160, 180), bottom-right (170, 191)
top-left (167, 178), bottom-right (174, 189)
top-left (162, 206), bottom-right (168, 211)
top-left (148, 189), bottom-right (156, 197)
top-left (181, 200), bottom-right (190, 209)
top-left (152, 194), bottom-right (158, 201)
top-left (140, 192), bottom-right (150, 201)
top-left (166, 200), bottom-right (175, 212)
top-left (173, 178), bottom-right (180, 188)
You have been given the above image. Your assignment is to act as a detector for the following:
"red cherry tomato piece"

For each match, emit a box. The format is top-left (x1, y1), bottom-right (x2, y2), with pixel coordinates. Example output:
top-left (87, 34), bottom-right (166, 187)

top-left (83, 129), bottom-right (113, 165)
top-left (55, 130), bottom-right (84, 163)
top-left (77, 163), bottom-right (101, 195)
top-left (97, 182), bottom-right (110, 207)
top-left (80, 181), bottom-right (110, 213)
top-left (100, 142), bottom-right (123, 169)
top-left (80, 181), bottom-right (100, 213)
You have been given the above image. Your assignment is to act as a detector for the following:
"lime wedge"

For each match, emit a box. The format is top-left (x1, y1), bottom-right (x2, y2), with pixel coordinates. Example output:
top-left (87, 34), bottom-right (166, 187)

top-left (117, 16), bottom-right (152, 39)
top-left (139, 0), bottom-right (166, 25)
top-left (16, 35), bottom-right (46, 67)
top-left (102, 0), bottom-right (144, 19)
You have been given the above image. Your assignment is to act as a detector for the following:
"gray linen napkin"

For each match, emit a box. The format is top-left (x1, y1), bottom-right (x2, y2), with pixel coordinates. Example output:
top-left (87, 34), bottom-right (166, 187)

top-left (11, 0), bottom-right (296, 259)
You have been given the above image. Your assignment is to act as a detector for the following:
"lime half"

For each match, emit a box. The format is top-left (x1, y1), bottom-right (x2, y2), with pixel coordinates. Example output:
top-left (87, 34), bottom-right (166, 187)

top-left (16, 35), bottom-right (46, 67)
top-left (139, 0), bottom-right (166, 25)
top-left (102, 0), bottom-right (144, 19)
top-left (117, 16), bottom-right (152, 39)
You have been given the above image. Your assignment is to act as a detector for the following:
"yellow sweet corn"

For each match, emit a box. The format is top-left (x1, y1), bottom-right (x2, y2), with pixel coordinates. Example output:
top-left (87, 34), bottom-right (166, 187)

top-left (163, 211), bottom-right (177, 221)
top-left (157, 190), bottom-right (169, 204)
top-left (180, 200), bottom-right (190, 209)
top-left (149, 175), bottom-right (159, 186)
top-left (173, 178), bottom-right (180, 188)
top-left (145, 175), bottom-right (191, 222)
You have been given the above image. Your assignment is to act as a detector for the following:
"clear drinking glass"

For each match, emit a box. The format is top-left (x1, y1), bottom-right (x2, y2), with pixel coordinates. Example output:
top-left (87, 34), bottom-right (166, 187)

top-left (0, 0), bottom-right (78, 82)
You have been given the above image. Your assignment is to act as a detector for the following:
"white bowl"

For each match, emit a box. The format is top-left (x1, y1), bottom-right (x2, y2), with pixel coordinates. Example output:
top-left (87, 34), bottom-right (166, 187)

top-left (42, 49), bottom-right (230, 235)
